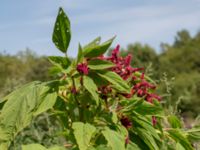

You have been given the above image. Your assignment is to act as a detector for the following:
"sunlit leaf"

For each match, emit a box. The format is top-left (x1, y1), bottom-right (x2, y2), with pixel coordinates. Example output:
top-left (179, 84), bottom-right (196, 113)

top-left (102, 128), bottom-right (125, 150)
top-left (0, 81), bottom-right (57, 147)
top-left (72, 122), bottom-right (96, 150)
top-left (97, 70), bottom-right (130, 92)
top-left (83, 76), bottom-right (99, 105)
top-left (168, 115), bottom-right (182, 128)
top-left (83, 37), bottom-right (101, 50)
top-left (52, 7), bottom-right (71, 53)
top-left (48, 56), bottom-right (71, 71)
top-left (88, 59), bottom-right (115, 70)
top-left (22, 144), bottom-right (66, 150)
top-left (83, 36), bottom-right (115, 58)
top-left (186, 126), bottom-right (200, 142)
top-left (167, 129), bottom-right (193, 150)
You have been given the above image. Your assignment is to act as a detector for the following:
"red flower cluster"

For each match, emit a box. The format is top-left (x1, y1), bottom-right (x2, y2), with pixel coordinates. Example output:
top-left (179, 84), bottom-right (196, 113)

top-left (132, 73), bottom-right (161, 103)
top-left (99, 45), bottom-right (161, 126)
top-left (76, 62), bottom-right (89, 75)
top-left (106, 45), bottom-right (143, 80)
top-left (98, 86), bottom-right (112, 100)
top-left (99, 45), bottom-right (161, 103)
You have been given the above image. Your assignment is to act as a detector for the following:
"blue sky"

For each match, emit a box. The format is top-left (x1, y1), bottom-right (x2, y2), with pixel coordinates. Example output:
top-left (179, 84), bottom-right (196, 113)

top-left (0, 0), bottom-right (200, 57)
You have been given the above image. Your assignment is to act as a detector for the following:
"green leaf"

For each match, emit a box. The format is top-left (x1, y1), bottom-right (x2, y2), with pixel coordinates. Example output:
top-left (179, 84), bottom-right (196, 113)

top-left (186, 126), bottom-right (200, 142)
top-left (0, 142), bottom-right (9, 150)
top-left (88, 72), bottom-right (109, 87)
top-left (94, 145), bottom-right (110, 150)
top-left (132, 114), bottom-right (160, 142)
top-left (97, 71), bottom-right (130, 92)
top-left (134, 101), bottom-right (163, 116)
top-left (134, 127), bottom-right (159, 150)
top-left (120, 97), bottom-right (143, 113)
top-left (168, 115), bottom-right (182, 128)
top-left (72, 122), bottom-right (96, 150)
top-left (126, 141), bottom-right (141, 150)
top-left (34, 88), bottom-right (57, 116)
top-left (52, 7), bottom-right (71, 53)
top-left (83, 36), bottom-right (115, 58)
top-left (48, 56), bottom-right (71, 70)
top-left (76, 43), bottom-right (84, 64)
top-left (88, 59), bottom-right (115, 70)
top-left (0, 81), bottom-right (57, 146)
top-left (88, 145), bottom-right (110, 150)
top-left (167, 129), bottom-right (193, 150)
top-left (83, 37), bottom-right (101, 50)
top-left (22, 144), bottom-right (66, 150)
top-left (83, 76), bottom-right (99, 105)
top-left (22, 144), bottom-right (46, 150)
top-left (176, 143), bottom-right (186, 150)
top-left (102, 128), bottom-right (126, 150)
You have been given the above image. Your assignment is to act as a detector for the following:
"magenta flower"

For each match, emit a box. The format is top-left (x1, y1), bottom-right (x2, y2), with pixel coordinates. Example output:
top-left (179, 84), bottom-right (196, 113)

top-left (120, 116), bottom-right (132, 129)
top-left (111, 44), bottom-right (120, 62)
top-left (71, 86), bottom-right (77, 94)
top-left (152, 116), bottom-right (157, 126)
top-left (98, 86), bottom-right (112, 95)
top-left (77, 62), bottom-right (89, 75)
top-left (121, 93), bottom-right (132, 98)
top-left (124, 54), bottom-right (132, 66)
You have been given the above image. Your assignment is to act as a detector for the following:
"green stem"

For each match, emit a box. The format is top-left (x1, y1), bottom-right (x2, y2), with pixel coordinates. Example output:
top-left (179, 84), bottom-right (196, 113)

top-left (71, 76), bottom-right (84, 122)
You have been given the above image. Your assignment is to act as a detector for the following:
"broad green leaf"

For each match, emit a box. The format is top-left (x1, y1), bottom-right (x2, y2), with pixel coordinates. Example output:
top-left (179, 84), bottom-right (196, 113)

top-left (1, 81), bottom-right (39, 104)
top-left (102, 128), bottom-right (126, 150)
top-left (22, 144), bottom-right (46, 150)
top-left (83, 37), bottom-right (101, 50)
top-left (48, 56), bottom-right (71, 70)
top-left (72, 122), bottom-right (96, 150)
top-left (88, 72), bottom-right (109, 87)
top-left (0, 142), bottom-right (9, 150)
top-left (176, 143), bottom-right (186, 150)
top-left (135, 127), bottom-right (159, 150)
top-left (83, 76), bottom-right (99, 105)
top-left (88, 59), bottom-right (115, 70)
top-left (117, 125), bottom-right (129, 138)
top-left (168, 115), bottom-right (182, 128)
top-left (95, 145), bottom-right (110, 150)
top-left (22, 144), bottom-right (66, 150)
top-left (49, 66), bottom-right (63, 75)
top-left (52, 7), bottom-right (71, 53)
top-left (97, 71), bottom-right (130, 92)
top-left (126, 141), bottom-right (141, 150)
top-left (83, 36), bottom-right (115, 58)
top-left (34, 89), bottom-right (57, 116)
top-left (167, 129), bottom-right (193, 150)
top-left (49, 147), bottom-right (66, 150)
top-left (0, 81), bottom-right (57, 146)
top-left (88, 145), bottom-right (110, 150)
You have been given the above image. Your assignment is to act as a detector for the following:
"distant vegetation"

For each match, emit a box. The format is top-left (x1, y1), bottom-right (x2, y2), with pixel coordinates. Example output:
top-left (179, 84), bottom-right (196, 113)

top-left (1, 29), bottom-right (200, 117)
